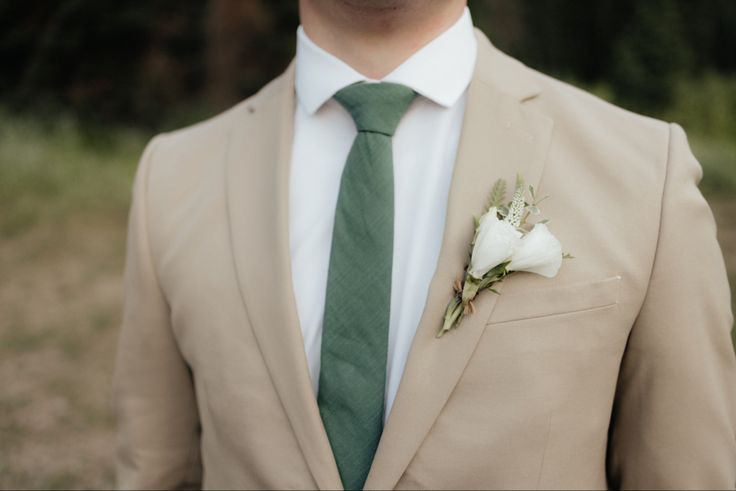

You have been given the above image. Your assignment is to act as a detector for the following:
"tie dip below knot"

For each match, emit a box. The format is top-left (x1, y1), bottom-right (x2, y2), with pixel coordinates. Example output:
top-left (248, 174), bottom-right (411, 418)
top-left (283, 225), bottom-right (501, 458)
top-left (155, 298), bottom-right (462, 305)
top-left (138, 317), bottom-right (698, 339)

top-left (333, 81), bottom-right (418, 136)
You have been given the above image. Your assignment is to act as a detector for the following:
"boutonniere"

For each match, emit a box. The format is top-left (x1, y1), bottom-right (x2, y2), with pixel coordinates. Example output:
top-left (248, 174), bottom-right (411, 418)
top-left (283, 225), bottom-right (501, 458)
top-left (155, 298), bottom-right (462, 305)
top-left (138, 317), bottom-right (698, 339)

top-left (437, 176), bottom-right (572, 338)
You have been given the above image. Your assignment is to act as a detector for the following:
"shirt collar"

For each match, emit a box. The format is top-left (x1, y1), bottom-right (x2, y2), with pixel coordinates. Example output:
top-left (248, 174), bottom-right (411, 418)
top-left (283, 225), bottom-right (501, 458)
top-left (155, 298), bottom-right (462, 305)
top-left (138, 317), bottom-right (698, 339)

top-left (295, 7), bottom-right (477, 115)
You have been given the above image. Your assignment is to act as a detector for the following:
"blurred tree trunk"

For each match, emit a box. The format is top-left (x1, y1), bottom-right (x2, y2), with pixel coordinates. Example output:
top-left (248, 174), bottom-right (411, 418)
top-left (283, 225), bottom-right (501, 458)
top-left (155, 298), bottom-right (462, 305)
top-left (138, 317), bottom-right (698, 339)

top-left (205, 0), bottom-right (271, 108)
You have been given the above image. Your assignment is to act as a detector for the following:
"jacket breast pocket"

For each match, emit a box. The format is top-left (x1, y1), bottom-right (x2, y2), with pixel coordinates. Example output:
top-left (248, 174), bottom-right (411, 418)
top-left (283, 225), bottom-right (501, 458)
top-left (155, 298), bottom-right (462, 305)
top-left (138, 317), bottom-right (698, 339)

top-left (486, 275), bottom-right (622, 326)
top-left (462, 275), bottom-right (627, 384)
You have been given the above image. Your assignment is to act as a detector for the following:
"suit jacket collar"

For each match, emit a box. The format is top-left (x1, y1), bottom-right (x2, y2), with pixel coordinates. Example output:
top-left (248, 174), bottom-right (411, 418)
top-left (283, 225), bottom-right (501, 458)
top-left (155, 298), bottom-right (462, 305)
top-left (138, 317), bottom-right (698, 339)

top-left (225, 28), bottom-right (553, 490)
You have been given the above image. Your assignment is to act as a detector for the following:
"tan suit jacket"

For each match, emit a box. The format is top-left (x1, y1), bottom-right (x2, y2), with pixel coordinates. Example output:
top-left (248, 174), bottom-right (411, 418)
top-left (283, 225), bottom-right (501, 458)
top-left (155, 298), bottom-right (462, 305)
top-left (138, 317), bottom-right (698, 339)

top-left (113, 29), bottom-right (736, 489)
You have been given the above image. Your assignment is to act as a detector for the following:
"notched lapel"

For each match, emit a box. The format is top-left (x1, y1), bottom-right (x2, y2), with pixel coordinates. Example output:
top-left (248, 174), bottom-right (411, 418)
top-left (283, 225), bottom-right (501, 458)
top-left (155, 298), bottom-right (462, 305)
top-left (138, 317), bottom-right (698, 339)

top-left (364, 31), bottom-right (554, 490)
top-left (225, 62), bottom-right (343, 490)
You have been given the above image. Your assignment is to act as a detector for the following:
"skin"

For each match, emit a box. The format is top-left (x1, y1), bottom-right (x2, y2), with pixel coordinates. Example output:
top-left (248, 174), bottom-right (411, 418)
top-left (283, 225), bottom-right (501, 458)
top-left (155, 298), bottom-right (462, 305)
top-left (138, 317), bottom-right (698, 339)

top-left (298, 0), bottom-right (468, 79)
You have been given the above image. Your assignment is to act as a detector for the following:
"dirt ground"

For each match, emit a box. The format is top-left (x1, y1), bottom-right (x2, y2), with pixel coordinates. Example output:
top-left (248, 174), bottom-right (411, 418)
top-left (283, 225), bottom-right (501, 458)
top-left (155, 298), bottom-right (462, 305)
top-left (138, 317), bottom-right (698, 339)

top-left (0, 212), bottom-right (126, 489)
top-left (0, 199), bottom-right (734, 490)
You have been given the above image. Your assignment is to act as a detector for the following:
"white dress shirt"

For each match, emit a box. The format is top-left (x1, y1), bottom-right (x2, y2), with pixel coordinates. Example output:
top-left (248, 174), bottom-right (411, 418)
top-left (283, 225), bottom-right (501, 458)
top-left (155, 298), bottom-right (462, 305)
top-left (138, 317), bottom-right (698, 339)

top-left (289, 7), bottom-right (477, 421)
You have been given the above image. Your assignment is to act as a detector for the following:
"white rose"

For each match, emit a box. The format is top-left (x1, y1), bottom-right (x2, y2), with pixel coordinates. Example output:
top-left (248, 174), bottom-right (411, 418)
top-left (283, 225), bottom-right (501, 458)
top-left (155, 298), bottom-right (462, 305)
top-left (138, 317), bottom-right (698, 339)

top-left (468, 207), bottom-right (522, 279)
top-left (507, 223), bottom-right (562, 278)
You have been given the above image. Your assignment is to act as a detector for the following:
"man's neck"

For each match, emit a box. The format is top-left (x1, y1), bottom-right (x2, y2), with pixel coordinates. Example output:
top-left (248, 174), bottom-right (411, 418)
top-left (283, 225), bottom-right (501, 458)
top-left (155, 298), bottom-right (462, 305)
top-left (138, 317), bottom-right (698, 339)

top-left (299, 0), bottom-right (467, 80)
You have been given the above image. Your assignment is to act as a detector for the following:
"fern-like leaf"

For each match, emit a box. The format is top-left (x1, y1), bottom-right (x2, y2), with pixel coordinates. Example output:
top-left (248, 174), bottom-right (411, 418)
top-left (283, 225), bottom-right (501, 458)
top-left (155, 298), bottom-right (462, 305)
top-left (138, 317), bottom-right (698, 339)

top-left (515, 174), bottom-right (525, 192)
top-left (486, 178), bottom-right (507, 211)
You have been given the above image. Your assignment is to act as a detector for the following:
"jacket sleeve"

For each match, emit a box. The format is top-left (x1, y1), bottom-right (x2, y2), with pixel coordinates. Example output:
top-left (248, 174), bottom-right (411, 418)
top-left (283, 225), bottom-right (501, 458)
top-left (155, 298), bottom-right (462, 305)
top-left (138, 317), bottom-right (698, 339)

top-left (607, 123), bottom-right (736, 489)
top-left (113, 136), bottom-right (203, 490)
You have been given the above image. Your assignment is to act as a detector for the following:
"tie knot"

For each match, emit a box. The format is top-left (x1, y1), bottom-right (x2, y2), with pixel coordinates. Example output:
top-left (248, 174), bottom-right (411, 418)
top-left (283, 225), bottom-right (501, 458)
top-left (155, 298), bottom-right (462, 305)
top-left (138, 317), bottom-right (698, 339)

top-left (333, 82), bottom-right (417, 136)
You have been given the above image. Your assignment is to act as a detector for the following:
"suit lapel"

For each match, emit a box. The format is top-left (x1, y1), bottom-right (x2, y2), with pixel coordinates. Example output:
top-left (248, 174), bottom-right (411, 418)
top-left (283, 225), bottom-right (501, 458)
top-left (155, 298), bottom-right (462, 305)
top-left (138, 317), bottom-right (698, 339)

top-left (225, 61), bottom-right (343, 490)
top-left (363, 30), bottom-right (554, 490)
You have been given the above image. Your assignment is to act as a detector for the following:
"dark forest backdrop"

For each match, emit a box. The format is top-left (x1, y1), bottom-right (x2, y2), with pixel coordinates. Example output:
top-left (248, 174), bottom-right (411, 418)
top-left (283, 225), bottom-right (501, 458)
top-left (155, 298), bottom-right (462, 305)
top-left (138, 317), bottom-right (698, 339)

top-left (2, 0), bottom-right (735, 127)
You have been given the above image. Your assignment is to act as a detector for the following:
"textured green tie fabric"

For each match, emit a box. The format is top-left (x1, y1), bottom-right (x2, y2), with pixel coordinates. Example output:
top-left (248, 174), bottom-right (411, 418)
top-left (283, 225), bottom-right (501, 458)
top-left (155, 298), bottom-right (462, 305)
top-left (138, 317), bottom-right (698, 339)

top-left (317, 82), bottom-right (417, 491)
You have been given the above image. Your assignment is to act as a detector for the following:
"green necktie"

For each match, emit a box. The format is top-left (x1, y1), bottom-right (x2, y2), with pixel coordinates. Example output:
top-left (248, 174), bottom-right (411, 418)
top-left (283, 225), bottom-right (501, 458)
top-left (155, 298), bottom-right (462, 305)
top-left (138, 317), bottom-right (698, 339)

top-left (317, 82), bottom-right (417, 491)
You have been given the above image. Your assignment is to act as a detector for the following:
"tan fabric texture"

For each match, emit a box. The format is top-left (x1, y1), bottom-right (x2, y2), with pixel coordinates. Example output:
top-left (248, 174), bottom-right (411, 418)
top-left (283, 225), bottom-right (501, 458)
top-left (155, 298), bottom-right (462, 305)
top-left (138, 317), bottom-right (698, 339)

top-left (113, 29), bottom-right (736, 490)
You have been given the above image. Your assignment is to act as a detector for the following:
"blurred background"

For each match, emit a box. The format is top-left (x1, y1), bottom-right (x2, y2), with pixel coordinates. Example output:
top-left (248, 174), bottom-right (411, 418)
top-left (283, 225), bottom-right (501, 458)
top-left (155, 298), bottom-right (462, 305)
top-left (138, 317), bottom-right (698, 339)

top-left (1, 0), bottom-right (735, 488)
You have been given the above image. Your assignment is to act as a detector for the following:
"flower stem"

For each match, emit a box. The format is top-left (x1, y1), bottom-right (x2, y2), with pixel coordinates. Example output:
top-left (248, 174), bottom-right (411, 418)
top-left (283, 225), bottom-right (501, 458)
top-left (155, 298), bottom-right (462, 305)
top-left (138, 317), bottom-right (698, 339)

top-left (461, 276), bottom-right (480, 304)
top-left (437, 294), bottom-right (463, 338)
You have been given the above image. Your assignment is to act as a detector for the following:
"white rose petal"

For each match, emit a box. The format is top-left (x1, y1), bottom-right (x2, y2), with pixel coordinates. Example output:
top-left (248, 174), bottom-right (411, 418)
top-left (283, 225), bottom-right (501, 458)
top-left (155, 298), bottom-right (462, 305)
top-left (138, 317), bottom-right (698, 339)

top-left (507, 223), bottom-right (562, 278)
top-left (468, 208), bottom-right (522, 279)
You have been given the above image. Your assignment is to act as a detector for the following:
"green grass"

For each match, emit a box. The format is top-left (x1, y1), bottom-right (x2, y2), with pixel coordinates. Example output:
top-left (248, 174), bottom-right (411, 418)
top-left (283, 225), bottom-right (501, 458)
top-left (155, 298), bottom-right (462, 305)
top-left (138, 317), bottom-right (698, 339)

top-left (690, 137), bottom-right (736, 197)
top-left (0, 110), bottom-right (145, 239)
top-left (665, 73), bottom-right (736, 141)
top-left (664, 74), bottom-right (736, 198)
